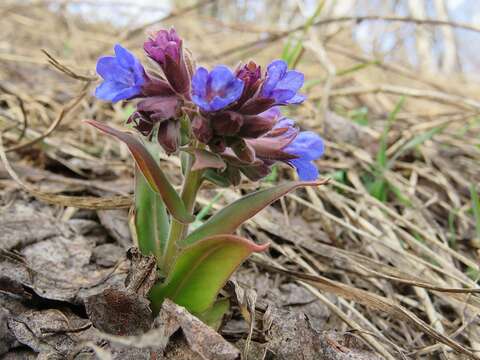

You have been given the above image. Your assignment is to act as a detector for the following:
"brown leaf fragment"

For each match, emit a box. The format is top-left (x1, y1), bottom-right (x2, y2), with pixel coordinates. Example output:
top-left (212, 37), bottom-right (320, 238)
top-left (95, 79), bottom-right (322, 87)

top-left (7, 309), bottom-right (97, 358)
top-left (97, 209), bottom-right (132, 249)
top-left (159, 299), bottom-right (240, 360)
top-left (0, 348), bottom-right (37, 360)
top-left (0, 202), bottom-right (128, 306)
top-left (20, 234), bottom-right (120, 304)
top-left (85, 288), bottom-right (153, 336)
top-left (0, 276), bottom-right (31, 299)
top-left (264, 306), bottom-right (382, 360)
top-left (0, 307), bottom-right (16, 355)
top-left (0, 210), bottom-right (64, 251)
top-left (93, 244), bottom-right (125, 268)
top-left (124, 247), bottom-right (157, 297)
top-left (84, 248), bottom-right (156, 338)
top-left (164, 335), bottom-right (206, 360)
top-left (320, 331), bottom-right (384, 360)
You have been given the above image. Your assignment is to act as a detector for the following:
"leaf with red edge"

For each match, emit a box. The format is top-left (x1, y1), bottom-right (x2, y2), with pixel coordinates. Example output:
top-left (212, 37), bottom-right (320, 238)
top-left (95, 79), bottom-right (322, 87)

top-left (182, 180), bottom-right (328, 245)
top-left (85, 120), bottom-right (194, 223)
top-left (149, 234), bottom-right (268, 314)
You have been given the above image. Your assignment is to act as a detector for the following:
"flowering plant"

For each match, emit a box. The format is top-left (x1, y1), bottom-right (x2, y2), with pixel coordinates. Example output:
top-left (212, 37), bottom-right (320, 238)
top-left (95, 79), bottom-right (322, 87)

top-left (88, 28), bottom-right (325, 325)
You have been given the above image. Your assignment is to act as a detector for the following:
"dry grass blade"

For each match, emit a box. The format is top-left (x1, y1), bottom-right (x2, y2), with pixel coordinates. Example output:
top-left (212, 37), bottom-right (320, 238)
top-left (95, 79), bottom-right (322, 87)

top-left (0, 134), bottom-right (132, 209)
top-left (319, 84), bottom-right (480, 111)
top-left (255, 260), bottom-right (479, 359)
top-left (5, 91), bottom-right (86, 153)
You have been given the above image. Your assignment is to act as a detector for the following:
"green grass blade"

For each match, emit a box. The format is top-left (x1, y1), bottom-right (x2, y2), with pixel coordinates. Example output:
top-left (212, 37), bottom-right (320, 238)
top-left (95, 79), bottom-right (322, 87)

top-left (470, 185), bottom-right (480, 239)
top-left (377, 96), bottom-right (405, 169)
top-left (389, 125), bottom-right (446, 166)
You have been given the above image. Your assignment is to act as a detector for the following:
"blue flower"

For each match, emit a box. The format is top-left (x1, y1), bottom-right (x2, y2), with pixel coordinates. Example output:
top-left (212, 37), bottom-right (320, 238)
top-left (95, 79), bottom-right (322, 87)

top-left (284, 131), bottom-right (324, 181)
top-left (191, 66), bottom-right (245, 112)
top-left (95, 44), bottom-right (145, 103)
top-left (261, 60), bottom-right (305, 105)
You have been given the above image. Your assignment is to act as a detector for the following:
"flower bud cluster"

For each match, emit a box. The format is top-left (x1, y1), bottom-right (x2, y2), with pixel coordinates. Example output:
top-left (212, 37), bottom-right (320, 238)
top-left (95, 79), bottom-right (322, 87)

top-left (94, 28), bottom-right (324, 182)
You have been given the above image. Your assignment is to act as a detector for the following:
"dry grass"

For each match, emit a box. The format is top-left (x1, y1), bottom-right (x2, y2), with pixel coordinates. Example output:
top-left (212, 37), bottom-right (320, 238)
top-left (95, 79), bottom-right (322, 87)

top-left (1, 1), bottom-right (480, 359)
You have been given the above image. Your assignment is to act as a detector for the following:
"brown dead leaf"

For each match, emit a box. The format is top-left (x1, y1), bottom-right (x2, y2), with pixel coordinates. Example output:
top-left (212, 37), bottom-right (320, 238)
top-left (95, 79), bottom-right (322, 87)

top-left (93, 244), bottom-right (125, 268)
top-left (0, 201), bottom-right (127, 305)
top-left (264, 306), bottom-right (382, 360)
top-left (0, 349), bottom-right (37, 359)
top-left (85, 288), bottom-right (153, 336)
top-left (0, 307), bottom-right (16, 355)
top-left (97, 210), bottom-right (132, 249)
top-left (7, 308), bottom-right (97, 358)
top-left (85, 248), bottom-right (157, 336)
top-left (159, 299), bottom-right (240, 360)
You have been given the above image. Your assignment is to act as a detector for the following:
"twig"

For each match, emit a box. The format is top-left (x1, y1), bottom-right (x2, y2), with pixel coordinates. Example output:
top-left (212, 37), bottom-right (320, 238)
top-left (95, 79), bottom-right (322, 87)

top-left (6, 90), bottom-right (86, 153)
top-left (311, 84), bottom-right (480, 111)
top-left (207, 15), bottom-right (480, 60)
top-left (0, 83), bottom-right (29, 142)
top-left (42, 49), bottom-right (97, 82)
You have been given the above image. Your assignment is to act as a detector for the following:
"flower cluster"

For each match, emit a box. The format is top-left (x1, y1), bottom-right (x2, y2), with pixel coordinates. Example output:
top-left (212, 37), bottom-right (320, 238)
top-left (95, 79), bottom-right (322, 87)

top-left (94, 28), bottom-right (324, 181)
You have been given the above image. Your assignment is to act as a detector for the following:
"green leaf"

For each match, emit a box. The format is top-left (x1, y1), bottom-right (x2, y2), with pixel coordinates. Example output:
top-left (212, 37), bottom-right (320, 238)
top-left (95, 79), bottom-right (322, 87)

top-left (330, 170), bottom-right (347, 184)
top-left (149, 234), bottom-right (268, 314)
top-left (448, 209), bottom-right (458, 249)
top-left (470, 185), bottom-right (480, 239)
top-left (336, 61), bottom-right (380, 77)
top-left (367, 178), bottom-right (388, 202)
top-left (202, 169), bottom-right (233, 187)
top-left (122, 104), bottom-right (136, 119)
top-left (281, 38), bottom-right (292, 63)
top-left (262, 164), bottom-right (279, 183)
top-left (134, 166), bottom-right (169, 259)
top-left (389, 125), bottom-right (446, 166)
top-left (190, 191), bottom-right (224, 231)
top-left (85, 120), bottom-right (194, 224)
top-left (182, 180), bottom-right (326, 246)
top-left (377, 96), bottom-right (405, 169)
top-left (196, 297), bottom-right (230, 330)
top-left (348, 106), bottom-right (369, 126)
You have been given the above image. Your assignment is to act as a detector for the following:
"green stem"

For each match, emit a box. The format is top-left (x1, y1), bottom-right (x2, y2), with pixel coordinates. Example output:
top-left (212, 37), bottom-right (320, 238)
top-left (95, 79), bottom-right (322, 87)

top-left (162, 150), bottom-right (203, 272)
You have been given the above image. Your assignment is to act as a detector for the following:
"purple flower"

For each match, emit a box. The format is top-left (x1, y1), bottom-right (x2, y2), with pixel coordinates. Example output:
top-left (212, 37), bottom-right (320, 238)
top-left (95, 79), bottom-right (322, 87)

top-left (236, 61), bottom-right (261, 90)
top-left (235, 61), bottom-right (261, 103)
top-left (261, 60), bottom-right (305, 105)
top-left (144, 28), bottom-right (190, 96)
top-left (284, 131), bottom-right (324, 181)
top-left (247, 118), bottom-right (299, 161)
top-left (144, 28), bottom-right (181, 66)
top-left (191, 66), bottom-right (245, 112)
top-left (95, 44), bottom-right (145, 102)
top-left (237, 107), bottom-right (280, 138)
top-left (247, 117), bottom-right (324, 181)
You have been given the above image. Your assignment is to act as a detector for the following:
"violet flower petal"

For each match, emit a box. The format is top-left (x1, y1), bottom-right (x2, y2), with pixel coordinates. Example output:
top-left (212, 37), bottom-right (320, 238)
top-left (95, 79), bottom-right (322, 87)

top-left (261, 59), bottom-right (305, 105)
top-left (94, 44), bottom-right (144, 103)
top-left (191, 65), bottom-right (244, 112)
